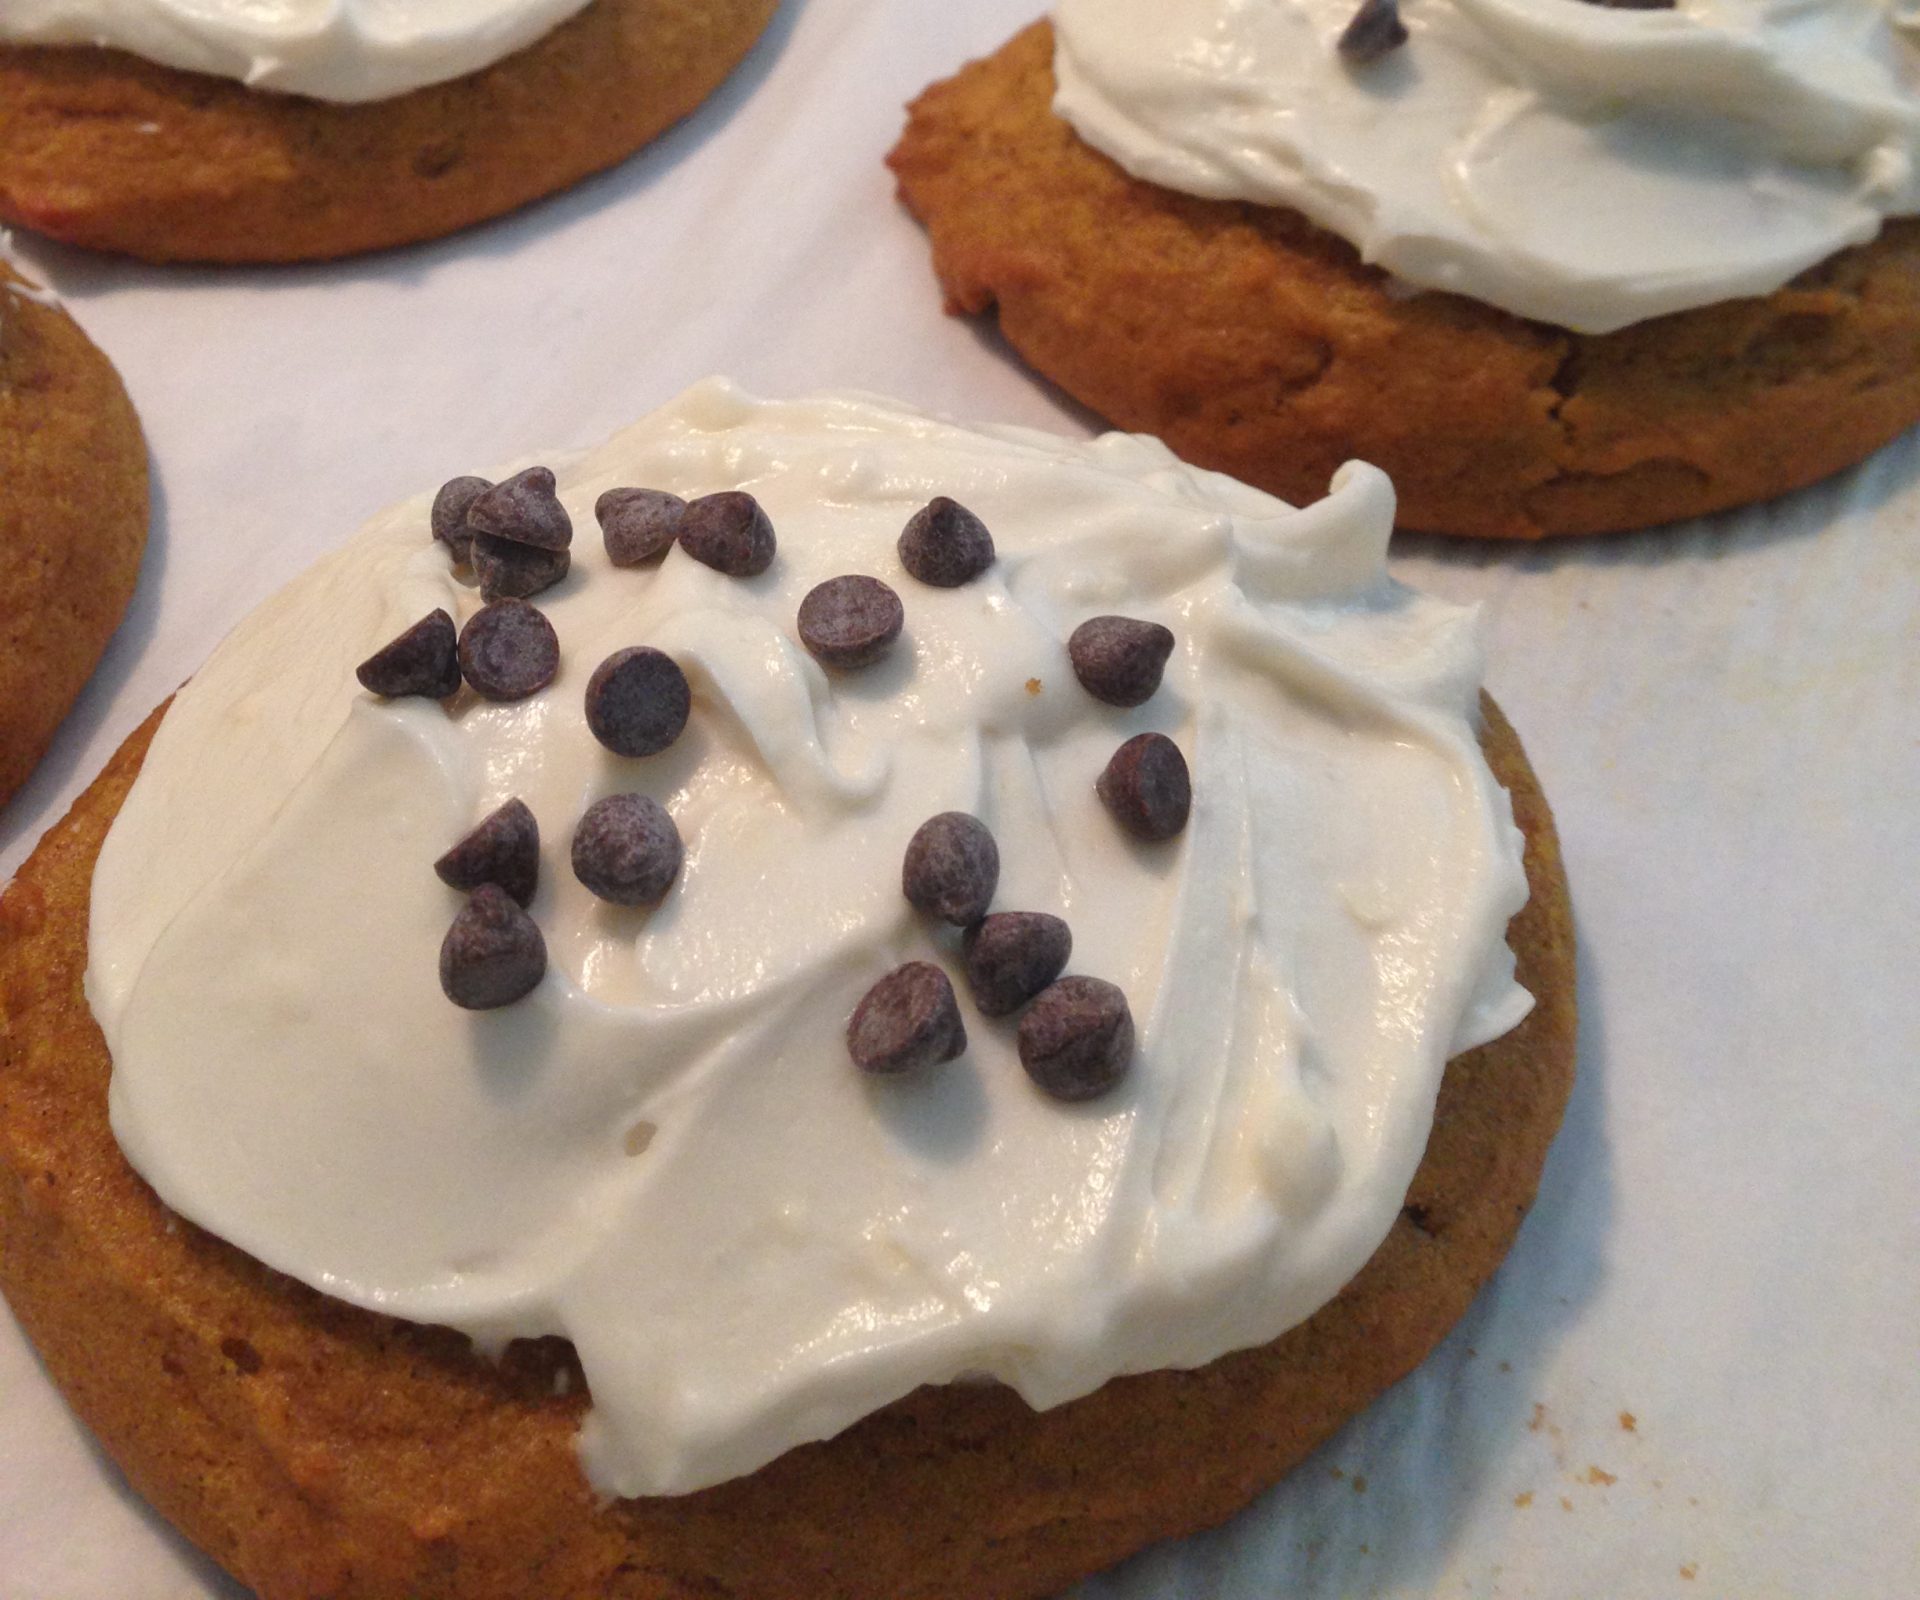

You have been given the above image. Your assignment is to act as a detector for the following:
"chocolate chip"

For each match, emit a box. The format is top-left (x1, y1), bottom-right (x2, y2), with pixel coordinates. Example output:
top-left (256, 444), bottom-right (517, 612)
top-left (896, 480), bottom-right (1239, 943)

top-left (431, 476), bottom-right (490, 564)
top-left (571, 793), bottom-right (683, 906)
top-left (963, 912), bottom-right (1072, 1017)
top-left (902, 812), bottom-right (999, 926)
top-left (678, 490), bottom-right (776, 577)
top-left (1337, 0), bottom-right (1408, 63)
top-left (435, 798), bottom-right (540, 907)
top-left (597, 487), bottom-right (687, 566)
top-left (1096, 733), bottom-right (1191, 842)
top-left (466, 465), bottom-right (572, 551)
top-left (439, 883), bottom-right (547, 1010)
top-left (356, 609), bottom-right (460, 699)
top-left (471, 533), bottom-right (570, 601)
top-left (898, 497), bottom-right (995, 588)
top-left (1068, 616), bottom-right (1175, 708)
top-left (458, 599), bottom-right (559, 702)
top-left (584, 647), bottom-right (690, 758)
top-left (1017, 976), bottom-right (1134, 1101)
top-left (847, 962), bottom-right (967, 1076)
top-left (797, 575), bottom-right (904, 670)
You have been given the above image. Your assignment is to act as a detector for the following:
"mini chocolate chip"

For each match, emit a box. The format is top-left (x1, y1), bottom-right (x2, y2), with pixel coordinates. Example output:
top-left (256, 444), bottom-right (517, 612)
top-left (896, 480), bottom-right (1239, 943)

top-left (431, 476), bottom-right (490, 563)
top-left (466, 465), bottom-right (572, 551)
top-left (597, 487), bottom-right (687, 566)
top-left (471, 532), bottom-right (570, 601)
top-left (1096, 733), bottom-right (1192, 842)
top-left (356, 609), bottom-right (460, 699)
top-left (1017, 976), bottom-right (1134, 1101)
top-left (1068, 616), bottom-right (1176, 708)
top-left (847, 962), bottom-right (967, 1076)
top-left (678, 490), bottom-right (776, 577)
top-left (902, 812), bottom-right (999, 926)
top-left (571, 793), bottom-right (683, 906)
top-left (798, 575), bottom-right (904, 670)
top-left (435, 798), bottom-right (540, 907)
top-left (585, 647), bottom-right (690, 758)
top-left (963, 912), bottom-right (1072, 1017)
top-left (440, 883), bottom-right (547, 1010)
top-left (897, 496), bottom-right (995, 588)
top-left (458, 599), bottom-right (560, 702)
top-left (1337, 0), bottom-right (1408, 63)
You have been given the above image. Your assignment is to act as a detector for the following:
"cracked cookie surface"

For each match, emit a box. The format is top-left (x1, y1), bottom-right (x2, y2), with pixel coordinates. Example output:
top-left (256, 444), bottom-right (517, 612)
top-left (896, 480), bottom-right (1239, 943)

top-left (0, 0), bottom-right (778, 263)
top-left (0, 266), bottom-right (147, 806)
top-left (888, 22), bottom-right (1920, 539)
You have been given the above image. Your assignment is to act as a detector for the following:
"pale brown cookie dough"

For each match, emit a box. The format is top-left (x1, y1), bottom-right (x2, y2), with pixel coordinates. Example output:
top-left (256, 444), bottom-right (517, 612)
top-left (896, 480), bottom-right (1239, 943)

top-left (887, 22), bottom-right (1920, 539)
top-left (0, 0), bottom-right (780, 263)
top-left (0, 693), bottom-right (1572, 1599)
top-left (0, 266), bottom-right (147, 808)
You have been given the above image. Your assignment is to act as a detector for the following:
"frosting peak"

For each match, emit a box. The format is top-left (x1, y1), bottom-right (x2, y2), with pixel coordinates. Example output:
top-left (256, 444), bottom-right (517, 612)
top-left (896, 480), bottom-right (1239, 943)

top-left (1052, 0), bottom-right (1920, 332)
top-left (88, 382), bottom-right (1530, 1496)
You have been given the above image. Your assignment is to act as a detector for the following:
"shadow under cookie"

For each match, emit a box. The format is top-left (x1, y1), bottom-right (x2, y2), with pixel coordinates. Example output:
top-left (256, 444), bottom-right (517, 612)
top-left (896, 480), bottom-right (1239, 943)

top-left (0, 0), bottom-right (780, 264)
top-left (0, 265), bottom-right (148, 808)
top-left (887, 22), bottom-right (1920, 541)
top-left (0, 695), bottom-right (1574, 1599)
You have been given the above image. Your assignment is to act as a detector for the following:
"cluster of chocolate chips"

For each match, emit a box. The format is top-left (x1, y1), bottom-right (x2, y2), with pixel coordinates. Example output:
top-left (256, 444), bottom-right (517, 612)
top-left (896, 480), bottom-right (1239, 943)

top-left (1339, 0), bottom-right (1670, 65)
top-left (846, 533), bottom-right (1194, 1105)
top-left (360, 466), bottom-right (767, 1009)
top-left (850, 810), bottom-right (1135, 1102)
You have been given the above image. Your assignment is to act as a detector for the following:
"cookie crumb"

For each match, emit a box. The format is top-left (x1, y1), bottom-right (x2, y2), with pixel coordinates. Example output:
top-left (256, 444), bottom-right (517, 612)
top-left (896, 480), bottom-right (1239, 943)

top-left (1618, 1410), bottom-right (1638, 1432)
top-left (1025, 677), bottom-right (1042, 696)
top-left (1679, 1564), bottom-right (1698, 1581)
top-left (1585, 1465), bottom-right (1617, 1487)
top-left (1513, 1492), bottom-right (1533, 1509)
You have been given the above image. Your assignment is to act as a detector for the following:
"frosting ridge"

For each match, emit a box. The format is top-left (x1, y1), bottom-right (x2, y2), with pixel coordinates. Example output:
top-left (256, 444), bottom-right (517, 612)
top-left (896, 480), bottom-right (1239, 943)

top-left (88, 381), bottom-right (1531, 1496)
top-left (1052, 0), bottom-right (1920, 332)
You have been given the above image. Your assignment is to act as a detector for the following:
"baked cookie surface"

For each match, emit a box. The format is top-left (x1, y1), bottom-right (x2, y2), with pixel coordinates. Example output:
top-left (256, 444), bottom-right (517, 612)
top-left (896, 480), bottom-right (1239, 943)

top-left (0, 0), bottom-right (780, 263)
top-left (0, 696), bottom-right (1573, 1599)
top-left (0, 267), bottom-right (147, 808)
top-left (888, 22), bottom-right (1920, 539)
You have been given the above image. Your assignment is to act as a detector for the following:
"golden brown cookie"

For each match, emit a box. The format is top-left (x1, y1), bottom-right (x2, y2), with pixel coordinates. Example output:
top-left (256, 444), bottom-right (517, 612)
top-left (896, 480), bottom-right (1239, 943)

top-left (0, 695), bottom-right (1572, 1599)
top-left (0, 266), bottom-right (148, 808)
top-left (0, 0), bottom-right (780, 264)
top-left (888, 22), bottom-right (1920, 539)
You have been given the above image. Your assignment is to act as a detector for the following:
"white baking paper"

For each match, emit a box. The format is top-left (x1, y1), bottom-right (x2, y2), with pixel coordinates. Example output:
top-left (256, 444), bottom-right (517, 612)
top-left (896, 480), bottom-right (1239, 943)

top-left (2, 1), bottom-right (1916, 1594)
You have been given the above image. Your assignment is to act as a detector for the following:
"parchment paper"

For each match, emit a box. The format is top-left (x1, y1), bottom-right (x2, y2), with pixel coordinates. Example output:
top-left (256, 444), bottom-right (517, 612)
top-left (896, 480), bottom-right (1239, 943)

top-left (3, 1), bottom-right (1916, 1593)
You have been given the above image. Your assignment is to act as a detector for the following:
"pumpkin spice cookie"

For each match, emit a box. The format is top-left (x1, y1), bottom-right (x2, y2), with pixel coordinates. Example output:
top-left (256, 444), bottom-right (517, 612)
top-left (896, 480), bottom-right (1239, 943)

top-left (0, 0), bottom-right (780, 263)
top-left (888, 11), bottom-right (1920, 539)
top-left (0, 262), bottom-right (148, 808)
top-left (0, 384), bottom-right (1573, 1597)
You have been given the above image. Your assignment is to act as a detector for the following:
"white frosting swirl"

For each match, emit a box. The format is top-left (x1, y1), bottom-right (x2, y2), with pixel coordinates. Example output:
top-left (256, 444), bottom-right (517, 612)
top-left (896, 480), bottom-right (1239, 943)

top-left (0, 0), bottom-right (593, 103)
top-left (88, 381), bottom-right (1530, 1497)
top-left (1052, 0), bottom-right (1920, 332)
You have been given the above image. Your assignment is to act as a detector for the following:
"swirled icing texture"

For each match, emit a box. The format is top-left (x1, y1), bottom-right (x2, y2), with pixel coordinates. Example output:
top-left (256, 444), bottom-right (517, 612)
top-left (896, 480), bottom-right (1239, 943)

top-left (0, 0), bottom-right (594, 102)
top-left (88, 381), bottom-right (1531, 1497)
top-left (1052, 0), bottom-right (1920, 332)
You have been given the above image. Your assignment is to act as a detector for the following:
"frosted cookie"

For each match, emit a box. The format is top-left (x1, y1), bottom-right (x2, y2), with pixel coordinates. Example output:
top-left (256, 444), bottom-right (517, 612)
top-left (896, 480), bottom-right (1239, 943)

top-left (0, 0), bottom-right (779, 262)
top-left (888, 7), bottom-right (1920, 538)
top-left (0, 260), bottom-right (147, 807)
top-left (0, 383), bottom-right (1575, 1596)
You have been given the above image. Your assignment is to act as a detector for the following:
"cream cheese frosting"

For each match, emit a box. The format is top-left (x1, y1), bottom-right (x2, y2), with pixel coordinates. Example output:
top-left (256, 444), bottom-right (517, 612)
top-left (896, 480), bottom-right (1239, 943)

top-left (87, 380), bottom-right (1531, 1497)
top-left (0, 0), bottom-right (594, 102)
top-left (1052, 0), bottom-right (1920, 333)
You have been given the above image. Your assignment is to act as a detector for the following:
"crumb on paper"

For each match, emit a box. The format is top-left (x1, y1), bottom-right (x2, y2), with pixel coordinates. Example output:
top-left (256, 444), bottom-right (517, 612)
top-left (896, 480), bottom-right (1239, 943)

top-left (1619, 1410), bottom-right (1638, 1432)
top-left (1329, 1466), bottom-right (1345, 1480)
top-left (1585, 1465), bottom-right (1617, 1487)
top-left (1680, 1564), bottom-right (1698, 1581)
top-left (1559, 1496), bottom-right (1574, 1512)
top-left (1514, 1492), bottom-right (1534, 1509)
top-left (1529, 1402), bottom-right (1548, 1432)
top-left (1499, 1359), bottom-right (1513, 1373)
top-left (1025, 677), bottom-right (1042, 696)
top-left (1351, 1474), bottom-right (1368, 1494)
